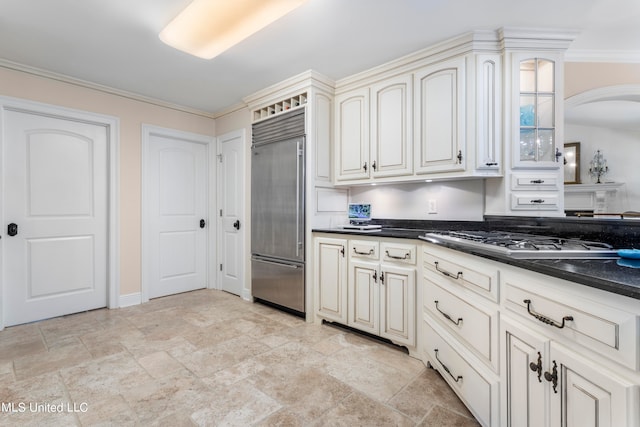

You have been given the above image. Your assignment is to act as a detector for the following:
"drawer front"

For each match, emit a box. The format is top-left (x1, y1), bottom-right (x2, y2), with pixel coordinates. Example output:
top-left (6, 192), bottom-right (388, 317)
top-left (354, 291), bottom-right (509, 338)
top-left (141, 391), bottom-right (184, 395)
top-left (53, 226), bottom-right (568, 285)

top-left (510, 193), bottom-right (559, 210)
top-left (423, 249), bottom-right (499, 302)
top-left (349, 240), bottom-right (379, 260)
top-left (381, 242), bottom-right (416, 265)
top-left (511, 174), bottom-right (560, 191)
top-left (423, 316), bottom-right (497, 427)
top-left (505, 281), bottom-right (639, 370)
top-left (424, 280), bottom-right (497, 371)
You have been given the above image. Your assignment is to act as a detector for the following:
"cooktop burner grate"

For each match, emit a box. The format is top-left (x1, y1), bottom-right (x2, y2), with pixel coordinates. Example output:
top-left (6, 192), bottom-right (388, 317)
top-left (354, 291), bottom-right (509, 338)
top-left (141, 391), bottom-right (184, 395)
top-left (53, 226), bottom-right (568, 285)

top-left (420, 230), bottom-right (618, 259)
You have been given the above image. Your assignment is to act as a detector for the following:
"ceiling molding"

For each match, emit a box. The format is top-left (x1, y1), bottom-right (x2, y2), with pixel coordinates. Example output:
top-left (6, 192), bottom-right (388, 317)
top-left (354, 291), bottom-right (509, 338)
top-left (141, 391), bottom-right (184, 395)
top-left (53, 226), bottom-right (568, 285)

top-left (0, 58), bottom-right (217, 119)
top-left (565, 50), bottom-right (640, 63)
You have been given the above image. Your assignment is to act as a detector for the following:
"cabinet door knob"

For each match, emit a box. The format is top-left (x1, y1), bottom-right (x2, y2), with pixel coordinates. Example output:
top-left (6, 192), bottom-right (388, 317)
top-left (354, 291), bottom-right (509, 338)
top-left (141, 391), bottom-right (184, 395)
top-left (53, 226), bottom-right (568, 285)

top-left (529, 351), bottom-right (543, 383)
top-left (363, 162), bottom-right (368, 172)
top-left (544, 360), bottom-right (559, 393)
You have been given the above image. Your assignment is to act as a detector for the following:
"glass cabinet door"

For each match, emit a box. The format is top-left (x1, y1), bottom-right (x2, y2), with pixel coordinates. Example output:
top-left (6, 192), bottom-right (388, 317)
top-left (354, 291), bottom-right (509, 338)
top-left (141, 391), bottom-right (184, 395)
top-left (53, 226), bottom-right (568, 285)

top-left (518, 58), bottom-right (557, 164)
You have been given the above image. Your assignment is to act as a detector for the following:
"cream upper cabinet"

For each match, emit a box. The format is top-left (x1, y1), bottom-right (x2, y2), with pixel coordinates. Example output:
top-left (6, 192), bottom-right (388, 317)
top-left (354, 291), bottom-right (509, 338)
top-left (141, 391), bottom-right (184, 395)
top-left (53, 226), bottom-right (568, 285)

top-left (334, 88), bottom-right (369, 181)
top-left (370, 74), bottom-right (413, 178)
top-left (334, 75), bottom-right (412, 183)
top-left (475, 53), bottom-right (502, 173)
top-left (414, 56), bottom-right (466, 174)
top-left (510, 53), bottom-right (564, 169)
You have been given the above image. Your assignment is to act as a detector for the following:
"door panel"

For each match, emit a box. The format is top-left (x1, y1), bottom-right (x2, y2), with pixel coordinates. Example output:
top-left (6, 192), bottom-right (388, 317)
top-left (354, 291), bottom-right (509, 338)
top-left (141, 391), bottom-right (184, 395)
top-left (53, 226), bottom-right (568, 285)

top-left (4, 110), bottom-right (108, 326)
top-left (218, 130), bottom-right (245, 297)
top-left (145, 129), bottom-right (208, 299)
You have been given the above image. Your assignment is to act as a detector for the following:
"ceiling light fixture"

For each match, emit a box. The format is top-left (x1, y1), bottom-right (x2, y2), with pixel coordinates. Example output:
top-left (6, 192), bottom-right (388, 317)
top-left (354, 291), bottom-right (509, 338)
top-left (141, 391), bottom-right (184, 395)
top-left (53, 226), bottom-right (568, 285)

top-left (159, 0), bottom-right (308, 59)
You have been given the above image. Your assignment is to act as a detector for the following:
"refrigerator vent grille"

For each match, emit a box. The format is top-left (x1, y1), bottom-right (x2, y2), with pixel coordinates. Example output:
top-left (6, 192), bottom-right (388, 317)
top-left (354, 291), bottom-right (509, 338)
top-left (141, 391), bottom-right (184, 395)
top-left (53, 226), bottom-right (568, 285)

top-left (252, 108), bottom-right (305, 145)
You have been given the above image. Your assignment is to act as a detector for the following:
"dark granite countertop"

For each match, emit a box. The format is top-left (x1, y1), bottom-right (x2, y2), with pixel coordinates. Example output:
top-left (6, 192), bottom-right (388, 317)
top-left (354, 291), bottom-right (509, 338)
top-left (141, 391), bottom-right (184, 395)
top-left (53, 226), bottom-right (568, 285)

top-left (312, 217), bottom-right (640, 300)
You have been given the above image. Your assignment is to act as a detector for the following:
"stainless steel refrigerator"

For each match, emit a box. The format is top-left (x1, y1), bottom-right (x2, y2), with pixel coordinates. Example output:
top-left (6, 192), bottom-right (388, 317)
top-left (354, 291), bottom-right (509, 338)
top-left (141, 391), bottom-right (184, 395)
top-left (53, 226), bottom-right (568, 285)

top-left (251, 109), bottom-right (305, 314)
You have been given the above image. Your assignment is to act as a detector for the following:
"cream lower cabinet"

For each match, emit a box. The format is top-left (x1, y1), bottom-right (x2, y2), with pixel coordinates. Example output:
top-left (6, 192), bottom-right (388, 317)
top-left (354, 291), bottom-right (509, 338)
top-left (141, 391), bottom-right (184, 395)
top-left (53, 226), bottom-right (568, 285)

top-left (348, 239), bottom-right (416, 347)
top-left (314, 234), bottom-right (417, 348)
top-left (314, 236), bottom-right (347, 324)
top-left (422, 242), bottom-right (640, 427)
top-left (501, 266), bottom-right (640, 427)
top-left (502, 317), bottom-right (638, 427)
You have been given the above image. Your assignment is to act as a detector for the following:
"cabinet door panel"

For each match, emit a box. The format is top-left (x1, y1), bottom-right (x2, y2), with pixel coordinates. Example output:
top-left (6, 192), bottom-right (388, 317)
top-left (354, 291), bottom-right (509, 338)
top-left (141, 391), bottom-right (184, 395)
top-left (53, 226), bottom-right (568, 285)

top-left (335, 89), bottom-right (369, 181)
top-left (380, 264), bottom-right (415, 346)
top-left (349, 260), bottom-right (379, 335)
top-left (414, 56), bottom-right (466, 174)
top-left (315, 238), bottom-right (347, 323)
top-left (549, 344), bottom-right (636, 427)
top-left (371, 75), bottom-right (412, 178)
top-left (501, 318), bottom-right (548, 427)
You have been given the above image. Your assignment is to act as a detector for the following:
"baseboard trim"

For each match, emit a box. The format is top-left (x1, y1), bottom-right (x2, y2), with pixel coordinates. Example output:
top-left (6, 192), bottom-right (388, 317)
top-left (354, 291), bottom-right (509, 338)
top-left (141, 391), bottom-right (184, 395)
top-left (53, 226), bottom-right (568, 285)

top-left (119, 292), bottom-right (142, 308)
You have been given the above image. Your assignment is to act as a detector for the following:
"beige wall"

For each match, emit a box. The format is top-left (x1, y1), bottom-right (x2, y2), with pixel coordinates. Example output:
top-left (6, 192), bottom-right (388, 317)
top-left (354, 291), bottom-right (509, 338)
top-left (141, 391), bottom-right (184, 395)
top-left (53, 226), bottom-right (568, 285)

top-left (0, 67), bottom-right (216, 296)
top-left (565, 62), bottom-right (640, 98)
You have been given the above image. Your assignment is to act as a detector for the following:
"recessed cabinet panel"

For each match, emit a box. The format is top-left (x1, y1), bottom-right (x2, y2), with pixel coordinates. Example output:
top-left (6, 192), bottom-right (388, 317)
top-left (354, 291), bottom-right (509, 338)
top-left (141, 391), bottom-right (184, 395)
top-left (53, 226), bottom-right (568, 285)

top-left (371, 75), bottom-right (413, 178)
top-left (475, 54), bottom-right (502, 172)
top-left (335, 89), bottom-right (369, 181)
top-left (414, 56), bottom-right (466, 174)
top-left (315, 237), bottom-right (348, 323)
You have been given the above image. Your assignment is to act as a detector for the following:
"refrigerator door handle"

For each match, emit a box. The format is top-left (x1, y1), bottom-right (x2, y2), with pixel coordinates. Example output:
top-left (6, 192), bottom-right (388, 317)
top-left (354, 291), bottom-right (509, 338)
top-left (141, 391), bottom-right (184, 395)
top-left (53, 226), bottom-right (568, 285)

top-left (296, 140), bottom-right (304, 257)
top-left (252, 257), bottom-right (301, 269)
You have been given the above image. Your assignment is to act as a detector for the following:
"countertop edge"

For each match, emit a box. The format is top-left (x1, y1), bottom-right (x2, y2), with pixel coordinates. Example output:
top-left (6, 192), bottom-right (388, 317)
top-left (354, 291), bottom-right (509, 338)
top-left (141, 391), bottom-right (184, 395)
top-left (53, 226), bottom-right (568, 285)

top-left (312, 228), bottom-right (640, 300)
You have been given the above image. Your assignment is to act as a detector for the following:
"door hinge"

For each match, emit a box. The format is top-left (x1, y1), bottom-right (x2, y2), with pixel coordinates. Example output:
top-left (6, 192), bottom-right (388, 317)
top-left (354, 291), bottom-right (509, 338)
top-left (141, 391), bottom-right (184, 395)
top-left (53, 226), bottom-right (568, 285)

top-left (219, 264), bottom-right (223, 271)
top-left (217, 154), bottom-right (223, 163)
top-left (219, 209), bottom-right (223, 217)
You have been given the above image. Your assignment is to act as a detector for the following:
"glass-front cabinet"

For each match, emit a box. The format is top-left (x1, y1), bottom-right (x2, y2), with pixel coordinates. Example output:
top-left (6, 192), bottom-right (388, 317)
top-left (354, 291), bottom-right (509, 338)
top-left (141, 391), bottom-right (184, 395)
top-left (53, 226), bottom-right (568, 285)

top-left (512, 53), bottom-right (564, 169)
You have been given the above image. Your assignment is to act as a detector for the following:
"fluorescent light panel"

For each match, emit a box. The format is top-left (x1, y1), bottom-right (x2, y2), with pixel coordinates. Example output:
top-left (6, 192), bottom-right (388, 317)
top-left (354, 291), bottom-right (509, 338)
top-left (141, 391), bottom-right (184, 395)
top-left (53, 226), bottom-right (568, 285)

top-left (160, 0), bottom-right (308, 59)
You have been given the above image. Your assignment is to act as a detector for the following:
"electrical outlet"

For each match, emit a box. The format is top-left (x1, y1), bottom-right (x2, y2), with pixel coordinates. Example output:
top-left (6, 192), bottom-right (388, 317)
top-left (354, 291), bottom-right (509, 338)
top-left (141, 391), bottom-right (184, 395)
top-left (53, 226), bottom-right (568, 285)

top-left (428, 199), bottom-right (437, 214)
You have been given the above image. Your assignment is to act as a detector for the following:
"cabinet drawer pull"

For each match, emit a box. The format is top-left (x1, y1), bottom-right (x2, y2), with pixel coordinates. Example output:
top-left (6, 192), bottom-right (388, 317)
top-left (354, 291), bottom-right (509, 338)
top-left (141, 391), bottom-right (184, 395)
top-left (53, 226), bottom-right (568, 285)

top-left (434, 261), bottom-right (463, 279)
top-left (385, 250), bottom-right (410, 260)
top-left (530, 179), bottom-right (544, 184)
top-left (434, 301), bottom-right (463, 326)
top-left (434, 349), bottom-right (462, 383)
top-left (523, 299), bottom-right (573, 329)
top-left (529, 351), bottom-right (543, 383)
top-left (353, 247), bottom-right (374, 256)
top-left (485, 162), bottom-right (498, 166)
top-left (530, 199), bottom-right (545, 204)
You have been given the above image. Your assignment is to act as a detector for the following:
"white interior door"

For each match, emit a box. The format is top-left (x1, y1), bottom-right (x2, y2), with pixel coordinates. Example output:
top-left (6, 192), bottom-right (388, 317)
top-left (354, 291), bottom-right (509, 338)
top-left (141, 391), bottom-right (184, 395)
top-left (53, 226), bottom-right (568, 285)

top-left (144, 127), bottom-right (209, 300)
top-left (3, 109), bottom-right (108, 326)
top-left (217, 130), bottom-right (245, 297)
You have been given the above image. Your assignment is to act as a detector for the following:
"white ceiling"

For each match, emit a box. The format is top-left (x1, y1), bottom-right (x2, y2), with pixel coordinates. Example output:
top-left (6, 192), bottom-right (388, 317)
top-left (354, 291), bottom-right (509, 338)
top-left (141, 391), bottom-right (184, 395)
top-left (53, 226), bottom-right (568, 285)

top-left (1, 0), bottom-right (639, 115)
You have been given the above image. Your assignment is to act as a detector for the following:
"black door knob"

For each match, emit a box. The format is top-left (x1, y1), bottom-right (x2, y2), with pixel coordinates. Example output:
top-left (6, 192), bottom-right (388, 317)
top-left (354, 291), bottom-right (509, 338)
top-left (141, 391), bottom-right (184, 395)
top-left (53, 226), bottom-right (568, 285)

top-left (8, 223), bottom-right (18, 236)
top-left (233, 220), bottom-right (240, 230)
top-left (199, 219), bottom-right (206, 229)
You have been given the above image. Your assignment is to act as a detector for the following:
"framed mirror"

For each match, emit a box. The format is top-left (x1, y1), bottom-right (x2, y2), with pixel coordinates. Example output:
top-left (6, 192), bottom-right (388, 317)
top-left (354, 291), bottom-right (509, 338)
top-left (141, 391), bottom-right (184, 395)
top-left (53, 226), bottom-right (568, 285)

top-left (564, 142), bottom-right (581, 184)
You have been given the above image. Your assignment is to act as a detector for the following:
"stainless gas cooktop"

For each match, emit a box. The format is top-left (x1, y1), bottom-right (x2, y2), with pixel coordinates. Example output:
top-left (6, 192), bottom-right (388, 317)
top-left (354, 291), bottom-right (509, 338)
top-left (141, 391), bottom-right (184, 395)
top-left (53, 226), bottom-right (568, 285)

top-left (419, 230), bottom-right (619, 259)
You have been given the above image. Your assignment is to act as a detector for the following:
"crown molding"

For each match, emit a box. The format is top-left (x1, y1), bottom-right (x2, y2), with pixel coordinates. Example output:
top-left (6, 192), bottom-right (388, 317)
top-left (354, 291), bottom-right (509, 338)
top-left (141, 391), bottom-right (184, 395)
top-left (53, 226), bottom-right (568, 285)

top-left (0, 58), bottom-right (217, 119)
top-left (242, 69), bottom-right (335, 109)
top-left (565, 50), bottom-right (640, 63)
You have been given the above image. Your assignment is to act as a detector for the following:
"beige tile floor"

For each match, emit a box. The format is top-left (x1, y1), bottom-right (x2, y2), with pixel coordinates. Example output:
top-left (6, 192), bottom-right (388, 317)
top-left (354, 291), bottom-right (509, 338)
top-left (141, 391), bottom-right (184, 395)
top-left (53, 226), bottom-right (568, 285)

top-left (0, 289), bottom-right (480, 426)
